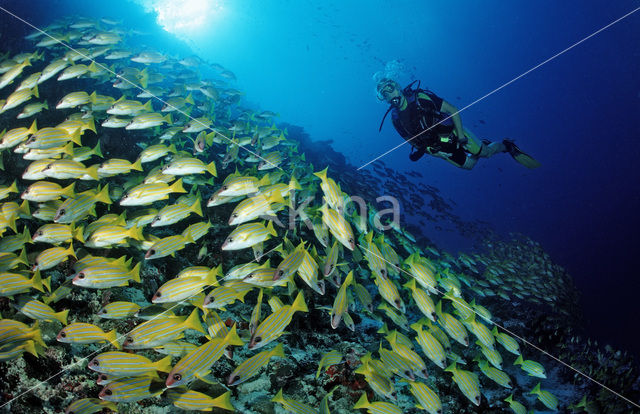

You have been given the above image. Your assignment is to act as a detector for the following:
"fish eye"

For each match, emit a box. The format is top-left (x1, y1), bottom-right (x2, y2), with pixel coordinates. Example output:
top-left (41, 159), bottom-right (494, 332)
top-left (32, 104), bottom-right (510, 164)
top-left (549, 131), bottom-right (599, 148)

top-left (59, 209), bottom-right (66, 215)
top-left (227, 238), bottom-right (233, 243)
top-left (60, 331), bottom-right (66, 338)
top-left (149, 249), bottom-right (156, 255)
top-left (232, 213), bottom-right (237, 218)
top-left (155, 292), bottom-right (161, 297)
top-left (104, 389), bottom-right (112, 396)
top-left (254, 336), bottom-right (262, 343)
top-left (37, 231), bottom-right (43, 236)
top-left (125, 337), bottom-right (133, 343)
top-left (276, 270), bottom-right (283, 277)
top-left (404, 370), bottom-right (411, 377)
top-left (173, 373), bottom-right (182, 381)
top-left (99, 374), bottom-right (107, 381)
top-left (222, 185), bottom-right (228, 190)
top-left (78, 273), bottom-right (85, 279)
top-left (394, 299), bottom-right (402, 307)
top-left (348, 238), bottom-right (354, 243)
top-left (93, 360), bottom-right (99, 366)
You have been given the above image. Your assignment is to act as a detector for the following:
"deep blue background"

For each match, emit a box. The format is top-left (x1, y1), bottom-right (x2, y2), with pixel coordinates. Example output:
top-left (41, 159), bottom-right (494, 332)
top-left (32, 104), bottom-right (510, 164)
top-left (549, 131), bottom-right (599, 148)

top-left (1, 0), bottom-right (639, 356)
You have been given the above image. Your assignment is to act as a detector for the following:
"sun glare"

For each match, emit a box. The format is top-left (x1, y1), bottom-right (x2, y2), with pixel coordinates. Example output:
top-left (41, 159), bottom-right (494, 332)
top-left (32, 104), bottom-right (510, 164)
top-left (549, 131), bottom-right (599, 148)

top-left (138, 0), bottom-right (222, 36)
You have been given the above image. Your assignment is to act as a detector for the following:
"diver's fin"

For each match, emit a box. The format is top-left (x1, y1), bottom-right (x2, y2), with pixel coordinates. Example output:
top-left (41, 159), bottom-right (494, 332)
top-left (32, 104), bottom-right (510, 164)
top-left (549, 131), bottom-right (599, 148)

top-left (503, 139), bottom-right (540, 169)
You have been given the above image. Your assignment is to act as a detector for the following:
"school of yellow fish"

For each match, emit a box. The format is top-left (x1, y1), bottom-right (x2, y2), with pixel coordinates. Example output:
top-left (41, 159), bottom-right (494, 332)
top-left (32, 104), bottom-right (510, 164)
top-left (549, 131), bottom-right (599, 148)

top-left (0, 15), bottom-right (598, 414)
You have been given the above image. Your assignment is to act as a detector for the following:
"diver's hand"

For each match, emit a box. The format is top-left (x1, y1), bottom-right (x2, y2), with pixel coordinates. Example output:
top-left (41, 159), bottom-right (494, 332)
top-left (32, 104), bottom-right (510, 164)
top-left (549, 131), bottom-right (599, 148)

top-left (410, 147), bottom-right (426, 161)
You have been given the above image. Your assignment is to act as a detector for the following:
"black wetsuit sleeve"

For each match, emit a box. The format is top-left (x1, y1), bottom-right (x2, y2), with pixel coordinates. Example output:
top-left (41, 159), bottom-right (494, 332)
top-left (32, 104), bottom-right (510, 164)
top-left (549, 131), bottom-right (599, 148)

top-left (418, 91), bottom-right (444, 111)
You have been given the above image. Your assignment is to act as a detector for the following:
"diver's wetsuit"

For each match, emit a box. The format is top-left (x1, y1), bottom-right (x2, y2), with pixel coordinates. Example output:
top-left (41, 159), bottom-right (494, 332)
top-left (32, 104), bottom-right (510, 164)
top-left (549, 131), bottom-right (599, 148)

top-left (391, 90), bottom-right (469, 166)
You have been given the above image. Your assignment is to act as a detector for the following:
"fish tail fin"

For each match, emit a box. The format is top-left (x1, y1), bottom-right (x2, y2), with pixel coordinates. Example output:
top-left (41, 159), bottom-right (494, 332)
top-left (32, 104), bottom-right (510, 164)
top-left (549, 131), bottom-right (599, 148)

top-left (69, 128), bottom-right (82, 146)
top-left (129, 224), bottom-right (144, 241)
top-left (206, 161), bottom-right (217, 176)
top-left (86, 117), bottom-right (96, 134)
top-left (272, 342), bottom-right (285, 358)
top-left (85, 164), bottom-right (99, 180)
top-left (288, 175), bottom-right (301, 191)
top-left (313, 166), bottom-right (328, 182)
top-left (343, 270), bottom-right (354, 288)
top-left (258, 174), bottom-right (271, 187)
top-left (183, 308), bottom-right (205, 334)
top-left (163, 113), bottom-right (172, 124)
top-left (185, 92), bottom-right (194, 105)
top-left (154, 354), bottom-right (173, 373)
top-left (92, 141), bottom-right (103, 158)
top-left (24, 340), bottom-right (38, 357)
top-left (142, 100), bottom-right (152, 112)
top-left (61, 181), bottom-right (75, 198)
top-left (205, 265), bottom-right (219, 287)
top-left (353, 393), bottom-right (369, 409)
top-left (129, 262), bottom-right (141, 283)
top-left (139, 69), bottom-right (148, 88)
top-left (28, 119), bottom-right (38, 135)
top-left (18, 199), bottom-right (30, 218)
top-left (192, 198), bottom-right (203, 217)
top-left (95, 184), bottom-right (112, 204)
top-left (44, 277), bottom-right (53, 293)
top-left (17, 248), bottom-right (28, 266)
top-left (530, 382), bottom-right (541, 395)
top-left (8, 180), bottom-right (18, 193)
top-left (271, 389), bottom-right (286, 404)
top-left (55, 309), bottom-right (69, 325)
top-left (403, 278), bottom-right (416, 290)
top-left (66, 243), bottom-right (76, 259)
top-left (130, 158), bottom-right (143, 171)
top-left (514, 355), bottom-right (523, 365)
top-left (61, 141), bottom-right (74, 155)
top-left (32, 84), bottom-right (39, 99)
top-left (72, 224), bottom-right (85, 243)
top-left (31, 269), bottom-right (44, 293)
top-left (224, 324), bottom-right (244, 347)
top-left (20, 225), bottom-right (31, 243)
top-left (105, 329), bottom-right (121, 350)
top-left (167, 143), bottom-right (177, 154)
top-left (212, 391), bottom-right (234, 412)
top-left (266, 220), bottom-right (277, 237)
top-left (31, 321), bottom-right (46, 348)
top-left (444, 362), bottom-right (457, 373)
top-left (169, 178), bottom-right (186, 193)
top-left (291, 291), bottom-right (308, 313)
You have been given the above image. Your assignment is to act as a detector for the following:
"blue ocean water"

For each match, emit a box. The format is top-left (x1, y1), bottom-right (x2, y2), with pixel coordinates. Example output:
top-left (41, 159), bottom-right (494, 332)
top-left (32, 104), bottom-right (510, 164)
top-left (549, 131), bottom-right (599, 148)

top-left (0, 0), bottom-right (639, 410)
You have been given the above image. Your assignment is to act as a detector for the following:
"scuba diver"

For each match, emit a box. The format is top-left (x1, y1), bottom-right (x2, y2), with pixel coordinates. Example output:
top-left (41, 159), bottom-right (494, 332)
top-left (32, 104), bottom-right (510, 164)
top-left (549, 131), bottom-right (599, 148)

top-left (377, 78), bottom-right (540, 169)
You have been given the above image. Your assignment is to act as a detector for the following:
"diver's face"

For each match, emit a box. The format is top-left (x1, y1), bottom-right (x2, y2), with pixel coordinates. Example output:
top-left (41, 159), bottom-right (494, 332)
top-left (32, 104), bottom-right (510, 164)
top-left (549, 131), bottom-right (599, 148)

top-left (381, 84), bottom-right (403, 107)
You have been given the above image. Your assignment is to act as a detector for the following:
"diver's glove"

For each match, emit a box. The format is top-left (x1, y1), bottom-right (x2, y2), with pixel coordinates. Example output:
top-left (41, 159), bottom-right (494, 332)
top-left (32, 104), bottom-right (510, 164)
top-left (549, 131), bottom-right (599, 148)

top-left (409, 146), bottom-right (426, 161)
